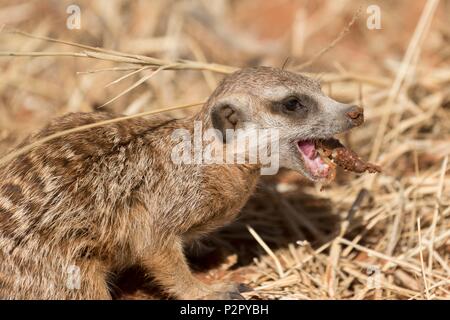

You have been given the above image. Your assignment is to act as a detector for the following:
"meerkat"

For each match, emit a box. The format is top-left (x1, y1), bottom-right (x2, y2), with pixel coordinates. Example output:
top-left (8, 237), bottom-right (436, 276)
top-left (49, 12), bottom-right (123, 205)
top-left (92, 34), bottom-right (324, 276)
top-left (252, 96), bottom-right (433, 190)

top-left (0, 66), bottom-right (366, 300)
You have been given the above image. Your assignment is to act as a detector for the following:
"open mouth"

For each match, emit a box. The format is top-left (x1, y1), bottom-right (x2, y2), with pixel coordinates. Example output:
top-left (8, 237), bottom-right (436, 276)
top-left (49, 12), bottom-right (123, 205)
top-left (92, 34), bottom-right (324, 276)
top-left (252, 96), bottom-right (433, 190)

top-left (296, 140), bottom-right (333, 180)
top-left (296, 138), bottom-right (381, 182)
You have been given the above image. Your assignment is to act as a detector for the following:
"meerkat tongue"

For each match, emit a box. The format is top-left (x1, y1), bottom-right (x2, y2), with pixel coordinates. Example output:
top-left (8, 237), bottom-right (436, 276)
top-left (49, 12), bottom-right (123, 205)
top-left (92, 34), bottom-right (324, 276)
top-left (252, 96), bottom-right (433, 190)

top-left (297, 140), bottom-right (316, 158)
top-left (297, 140), bottom-right (329, 177)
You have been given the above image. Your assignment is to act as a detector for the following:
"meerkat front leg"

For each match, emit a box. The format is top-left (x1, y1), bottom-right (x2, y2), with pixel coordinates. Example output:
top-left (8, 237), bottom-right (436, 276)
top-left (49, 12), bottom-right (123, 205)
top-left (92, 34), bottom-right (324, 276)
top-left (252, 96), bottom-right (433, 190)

top-left (142, 236), bottom-right (245, 300)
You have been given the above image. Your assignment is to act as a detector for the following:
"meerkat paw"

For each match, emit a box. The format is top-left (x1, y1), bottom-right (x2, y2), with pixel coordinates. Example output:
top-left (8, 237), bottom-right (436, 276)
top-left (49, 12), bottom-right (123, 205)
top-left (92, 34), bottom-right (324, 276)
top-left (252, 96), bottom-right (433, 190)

top-left (198, 283), bottom-right (252, 300)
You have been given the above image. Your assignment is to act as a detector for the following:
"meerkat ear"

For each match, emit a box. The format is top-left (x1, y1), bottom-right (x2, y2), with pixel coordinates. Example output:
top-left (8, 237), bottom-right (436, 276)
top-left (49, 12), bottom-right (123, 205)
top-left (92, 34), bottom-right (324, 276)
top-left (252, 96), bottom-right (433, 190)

top-left (210, 97), bottom-right (249, 143)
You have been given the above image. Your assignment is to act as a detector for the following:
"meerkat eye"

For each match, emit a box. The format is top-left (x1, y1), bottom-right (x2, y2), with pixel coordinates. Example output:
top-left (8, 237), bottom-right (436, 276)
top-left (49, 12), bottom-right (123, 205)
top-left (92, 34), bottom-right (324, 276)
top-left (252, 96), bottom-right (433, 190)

top-left (282, 97), bottom-right (305, 112)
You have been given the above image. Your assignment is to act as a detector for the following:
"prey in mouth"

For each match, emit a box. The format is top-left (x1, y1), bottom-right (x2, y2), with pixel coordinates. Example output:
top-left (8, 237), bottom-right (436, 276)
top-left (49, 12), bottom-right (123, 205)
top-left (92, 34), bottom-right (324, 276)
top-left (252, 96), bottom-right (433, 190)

top-left (296, 138), bottom-right (381, 182)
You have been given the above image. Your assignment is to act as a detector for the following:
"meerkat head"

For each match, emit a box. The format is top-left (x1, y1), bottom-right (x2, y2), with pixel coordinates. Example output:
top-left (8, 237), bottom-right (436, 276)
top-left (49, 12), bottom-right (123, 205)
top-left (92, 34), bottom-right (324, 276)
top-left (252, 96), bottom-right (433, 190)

top-left (204, 66), bottom-right (364, 181)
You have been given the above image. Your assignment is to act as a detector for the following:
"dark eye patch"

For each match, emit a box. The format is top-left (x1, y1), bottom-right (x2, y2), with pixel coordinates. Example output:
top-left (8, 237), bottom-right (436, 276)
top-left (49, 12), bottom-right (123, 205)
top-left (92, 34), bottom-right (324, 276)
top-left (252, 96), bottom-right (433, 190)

top-left (272, 94), bottom-right (316, 115)
top-left (282, 96), bottom-right (306, 111)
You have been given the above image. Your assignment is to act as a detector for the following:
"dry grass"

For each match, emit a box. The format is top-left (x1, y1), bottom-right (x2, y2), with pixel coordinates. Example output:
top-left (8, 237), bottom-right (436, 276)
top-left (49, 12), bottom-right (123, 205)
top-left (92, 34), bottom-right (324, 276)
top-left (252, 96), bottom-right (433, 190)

top-left (0, 0), bottom-right (449, 300)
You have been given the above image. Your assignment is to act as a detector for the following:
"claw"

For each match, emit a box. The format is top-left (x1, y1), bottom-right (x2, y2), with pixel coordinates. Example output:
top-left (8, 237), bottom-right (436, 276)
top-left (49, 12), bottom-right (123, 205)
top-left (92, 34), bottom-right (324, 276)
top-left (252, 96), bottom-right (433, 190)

top-left (238, 283), bottom-right (253, 293)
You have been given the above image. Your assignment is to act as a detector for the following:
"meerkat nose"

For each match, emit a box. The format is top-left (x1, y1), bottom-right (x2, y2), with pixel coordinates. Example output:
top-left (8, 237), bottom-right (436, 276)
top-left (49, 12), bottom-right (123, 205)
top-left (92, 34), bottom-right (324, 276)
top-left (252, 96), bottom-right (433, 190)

top-left (346, 105), bottom-right (364, 127)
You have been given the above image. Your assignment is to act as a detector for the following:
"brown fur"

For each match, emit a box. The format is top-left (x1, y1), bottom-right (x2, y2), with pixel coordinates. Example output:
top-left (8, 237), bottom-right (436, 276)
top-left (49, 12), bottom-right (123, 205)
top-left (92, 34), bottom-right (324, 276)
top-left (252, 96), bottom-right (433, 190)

top-left (0, 67), bottom-right (361, 299)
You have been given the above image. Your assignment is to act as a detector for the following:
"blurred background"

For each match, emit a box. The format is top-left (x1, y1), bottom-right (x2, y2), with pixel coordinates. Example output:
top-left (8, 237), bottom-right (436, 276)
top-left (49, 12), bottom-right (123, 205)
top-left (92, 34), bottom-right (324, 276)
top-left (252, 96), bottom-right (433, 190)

top-left (0, 0), bottom-right (449, 300)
